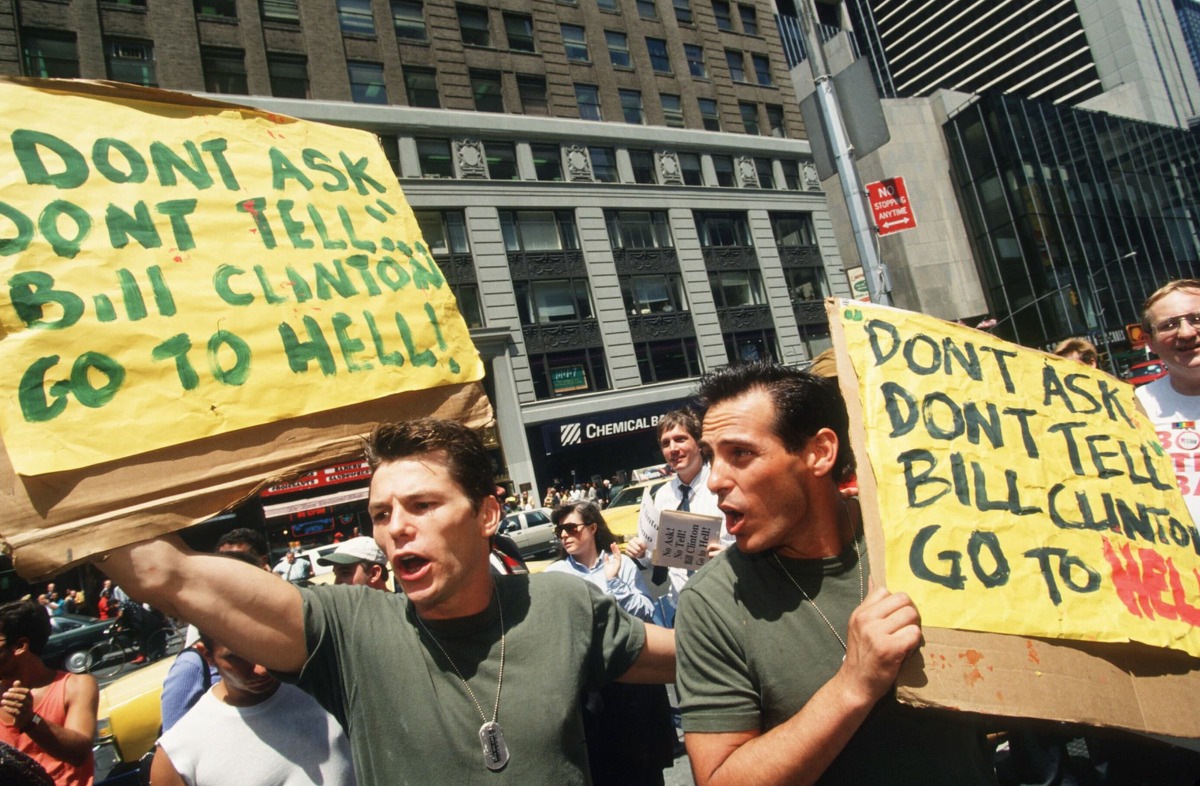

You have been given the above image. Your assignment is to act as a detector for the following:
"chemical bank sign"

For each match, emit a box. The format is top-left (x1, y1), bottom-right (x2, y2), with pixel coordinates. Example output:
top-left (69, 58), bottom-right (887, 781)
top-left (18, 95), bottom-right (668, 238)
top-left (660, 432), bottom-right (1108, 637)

top-left (540, 400), bottom-right (685, 454)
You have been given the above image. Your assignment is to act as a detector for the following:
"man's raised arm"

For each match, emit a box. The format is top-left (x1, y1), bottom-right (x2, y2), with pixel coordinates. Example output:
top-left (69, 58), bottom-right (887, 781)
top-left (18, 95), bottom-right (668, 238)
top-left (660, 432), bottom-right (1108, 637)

top-left (94, 535), bottom-right (307, 673)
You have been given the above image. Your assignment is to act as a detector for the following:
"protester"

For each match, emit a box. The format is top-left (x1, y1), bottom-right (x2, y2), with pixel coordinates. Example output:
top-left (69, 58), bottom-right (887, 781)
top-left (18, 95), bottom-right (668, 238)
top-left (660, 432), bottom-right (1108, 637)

top-left (151, 551), bottom-right (356, 786)
top-left (0, 600), bottom-right (98, 786)
top-left (626, 408), bottom-right (725, 627)
top-left (215, 528), bottom-right (271, 569)
top-left (675, 362), bottom-right (994, 785)
top-left (1136, 278), bottom-right (1200, 525)
top-left (546, 502), bottom-right (674, 786)
top-left (94, 418), bottom-right (674, 785)
top-left (1052, 337), bottom-right (1098, 367)
top-left (318, 537), bottom-right (390, 590)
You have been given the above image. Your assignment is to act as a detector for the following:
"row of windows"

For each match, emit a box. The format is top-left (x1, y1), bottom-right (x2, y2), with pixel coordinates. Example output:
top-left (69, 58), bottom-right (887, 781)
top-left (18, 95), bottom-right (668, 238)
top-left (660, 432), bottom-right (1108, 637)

top-left (560, 25), bottom-right (772, 85)
top-left (404, 138), bottom-right (808, 189)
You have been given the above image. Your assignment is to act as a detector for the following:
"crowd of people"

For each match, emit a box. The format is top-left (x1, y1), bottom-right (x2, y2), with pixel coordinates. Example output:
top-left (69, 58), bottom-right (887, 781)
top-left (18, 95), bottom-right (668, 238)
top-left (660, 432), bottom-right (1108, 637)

top-left (3, 280), bottom-right (1200, 785)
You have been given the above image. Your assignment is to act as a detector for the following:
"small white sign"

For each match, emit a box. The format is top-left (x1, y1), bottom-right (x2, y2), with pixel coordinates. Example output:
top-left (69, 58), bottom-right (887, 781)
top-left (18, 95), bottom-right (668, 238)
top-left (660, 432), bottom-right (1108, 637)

top-left (652, 510), bottom-right (723, 571)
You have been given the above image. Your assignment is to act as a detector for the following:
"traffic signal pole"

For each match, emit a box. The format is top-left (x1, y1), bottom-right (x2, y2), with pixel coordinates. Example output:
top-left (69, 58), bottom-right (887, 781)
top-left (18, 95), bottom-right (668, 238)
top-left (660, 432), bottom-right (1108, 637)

top-left (797, 0), bottom-right (891, 306)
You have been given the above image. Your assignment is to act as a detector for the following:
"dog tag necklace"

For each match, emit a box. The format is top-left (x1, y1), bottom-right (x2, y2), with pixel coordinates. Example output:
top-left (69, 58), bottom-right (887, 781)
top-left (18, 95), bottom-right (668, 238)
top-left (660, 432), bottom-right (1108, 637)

top-left (416, 589), bottom-right (509, 771)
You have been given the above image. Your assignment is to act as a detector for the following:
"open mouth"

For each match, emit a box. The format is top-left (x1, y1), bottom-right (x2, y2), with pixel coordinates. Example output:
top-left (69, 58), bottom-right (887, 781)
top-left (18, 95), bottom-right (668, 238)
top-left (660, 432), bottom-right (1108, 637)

top-left (395, 554), bottom-right (431, 580)
top-left (721, 507), bottom-right (745, 534)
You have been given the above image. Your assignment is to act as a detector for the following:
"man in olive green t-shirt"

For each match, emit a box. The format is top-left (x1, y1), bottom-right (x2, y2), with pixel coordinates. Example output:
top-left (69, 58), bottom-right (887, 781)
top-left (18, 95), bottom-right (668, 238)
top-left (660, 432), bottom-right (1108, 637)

top-left (676, 362), bottom-right (994, 785)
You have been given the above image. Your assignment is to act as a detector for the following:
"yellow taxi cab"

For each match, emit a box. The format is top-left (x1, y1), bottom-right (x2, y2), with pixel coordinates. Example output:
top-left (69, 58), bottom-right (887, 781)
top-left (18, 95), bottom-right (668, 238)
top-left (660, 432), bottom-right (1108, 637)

top-left (93, 655), bottom-right (176, 780)
top-left (604, 478), bottom-right (670, 542)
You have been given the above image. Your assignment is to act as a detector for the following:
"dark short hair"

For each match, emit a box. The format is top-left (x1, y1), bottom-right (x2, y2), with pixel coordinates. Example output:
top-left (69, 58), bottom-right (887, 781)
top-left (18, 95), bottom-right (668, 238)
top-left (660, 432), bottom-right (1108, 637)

top-left (697, 361), bottom-right (856, 483)
top-left (364, 419), bottom-right (494, 508)
top-left (551, 501), bottom-right (617, 554)
top-left (656, 407), bottom-right (702, 441)
top-left (1142, 279), bottom-right (1200, 333)
top-left (0, 600), bottom-right (51, 655)
top-left (216, 528), bottom-right (269, 559)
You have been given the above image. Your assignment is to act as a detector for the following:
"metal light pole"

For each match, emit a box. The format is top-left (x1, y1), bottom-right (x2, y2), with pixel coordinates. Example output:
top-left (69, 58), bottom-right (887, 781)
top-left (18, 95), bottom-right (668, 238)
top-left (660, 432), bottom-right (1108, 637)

top-left (1086, 251), bottom-right (1137, 376)
top-left (796, 0), bottom-right (890, 305)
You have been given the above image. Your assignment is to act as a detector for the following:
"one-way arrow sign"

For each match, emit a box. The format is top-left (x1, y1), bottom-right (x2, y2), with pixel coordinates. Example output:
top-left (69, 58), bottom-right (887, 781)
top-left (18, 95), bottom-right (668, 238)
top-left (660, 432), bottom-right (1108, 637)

top-left (866, 177), bottom-right (918, 237)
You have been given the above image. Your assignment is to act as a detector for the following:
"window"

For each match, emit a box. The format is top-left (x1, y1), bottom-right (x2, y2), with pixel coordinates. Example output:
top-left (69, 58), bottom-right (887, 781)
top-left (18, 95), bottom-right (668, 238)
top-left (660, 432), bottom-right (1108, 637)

top-left (529, 349), bottom-right (609, 399)
top-left (414, 210), bottom-right (470, 255)
top-left (470, 70), bottom-right (504, 112)
top-left (393, 1), bottom-right (427, 41)
top-left (404, 66), bottom-right (439, 108)
top-left (487, 142), bottom-right (519, 180)
top-left (504, 13), bottom-right (535, 52)
top-left (532, 144), bottom-right (563, 181)
top-left (500, 210), bottom-right (579, 252)
top-left (629, 150), bottom-right (656, 184)
top-left (740, 102), bottom-right (760, 135)
top-left (725, 329), bottom-right (777, 363)
top-left (767, 104), bottom-right (785, 138)
top-left (755, 157), bottom-right (775, 188)
top-left (606, 210), bottom-right (673, 248)
top-left (196, 0), bottom-right (237, 17)
top-left (619, 90), bottom-right (645, 124)
top-left (635, 338), bottom-right (701, 385)
top-left (680, 152), bottom-right (703, 185)
top-left (515, 279), bottom-right (593, 324)
top-left (453, 285), bottom-right (484, 329)
top-left (661, 94), bottom-right (684, 128)
top-left (785, 267), bottom-right (826, 303)
top-left (201, 48), bottom-right (247, 94)
top-left (348, 61), bottom-right (387, 104)
top-left (726, 50), bottom-right (746, 82)
top-left (712, 155), bottom-right (735, 187)
top-left (22, 31), bottom-right (79, 78)
top-left (606, 31), bottom-right (631, 68)
top-left (562, 24), bottom-right (589, 62)
top-left (674, 0), bottom-right (693, 24)
top-left (698, 98), bottom-right (720, 131)
top-left (646, 38), bottom-right (671, 73)
top-left (752, 53), bottom-right (772, 85)
top-left (739, 4), bottom-right (758, 35)
top-left (380, 134), bottom-right (401, 174)
top-left (262, 0), bottom-right (300, 25)
top-left (268, 53), bottom-right (309, 98)
top-left (416, 138), bottom-right (454, 177)
top-left (458, 5), bottom-right (490, 47)
top-left (576, 84), bottom-right (602, 120)
top-left (685, 45), bottom-right (707, 78)
top-left (713, 0), bottom-right (733, 30)
top-left (105, 39), bottom-right (156, 87)
top-left (697, 212), bottom-right (752, 246)
top-left (638, 0), bottom-right (658, 19)
top-left (338, 0), bottom-right (375, 35)
top-left (517, 75), bottom-right (549, 115)
top-left (589, 147), bottom-right (618, 182)
top-left (773, 213), bottom-right (815, 246)
top-left (622, 275), bottom-right (688, 314)
top-left (598, 0), bottom-right (619, 10)
top-left (781, 160), bottom-right (800, 190)
top-left (710, 270), bottom-right (765, 307)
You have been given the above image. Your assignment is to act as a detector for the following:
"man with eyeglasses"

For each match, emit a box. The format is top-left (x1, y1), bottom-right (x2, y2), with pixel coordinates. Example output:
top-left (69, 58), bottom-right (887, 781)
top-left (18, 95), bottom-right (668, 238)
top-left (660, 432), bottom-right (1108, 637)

top-left (1136, 278), bottom-right (1200, 525)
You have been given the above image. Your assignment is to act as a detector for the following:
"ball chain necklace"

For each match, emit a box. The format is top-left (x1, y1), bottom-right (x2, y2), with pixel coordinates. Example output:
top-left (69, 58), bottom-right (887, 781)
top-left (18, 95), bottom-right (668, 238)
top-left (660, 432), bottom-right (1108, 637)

top-left (772, 502), bottom-right (864, 653)
top-left (415, 588), bottom-right (509, 771)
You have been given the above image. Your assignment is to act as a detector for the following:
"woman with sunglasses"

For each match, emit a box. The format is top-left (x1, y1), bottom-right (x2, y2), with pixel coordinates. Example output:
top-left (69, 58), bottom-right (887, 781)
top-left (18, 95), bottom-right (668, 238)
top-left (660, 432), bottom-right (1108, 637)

top-left (546, 502), bottom-right (655, 620)
top-left (546, 502), bottom-right (674, 786)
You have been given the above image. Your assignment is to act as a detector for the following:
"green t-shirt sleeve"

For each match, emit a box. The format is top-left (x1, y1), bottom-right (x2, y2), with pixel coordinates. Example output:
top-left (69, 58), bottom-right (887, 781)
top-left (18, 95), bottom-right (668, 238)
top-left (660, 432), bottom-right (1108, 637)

top-left (676, 585), bottom-right (762, 733)
top-left (276, 585), bottom-right (361, 728)
top-left (579, 578), bottom-right (647, 691)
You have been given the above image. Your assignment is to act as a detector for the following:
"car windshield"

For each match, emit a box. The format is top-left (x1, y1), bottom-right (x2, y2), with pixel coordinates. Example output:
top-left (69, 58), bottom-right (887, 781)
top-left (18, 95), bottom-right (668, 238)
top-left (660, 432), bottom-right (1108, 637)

top-left (609, 485), bottom-right (649, 508)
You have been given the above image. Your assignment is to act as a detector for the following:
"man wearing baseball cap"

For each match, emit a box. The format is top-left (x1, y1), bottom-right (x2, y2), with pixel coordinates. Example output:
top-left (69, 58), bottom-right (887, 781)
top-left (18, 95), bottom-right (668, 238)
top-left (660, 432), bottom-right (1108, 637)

top-left (317, 537), bottom-right (390, 591)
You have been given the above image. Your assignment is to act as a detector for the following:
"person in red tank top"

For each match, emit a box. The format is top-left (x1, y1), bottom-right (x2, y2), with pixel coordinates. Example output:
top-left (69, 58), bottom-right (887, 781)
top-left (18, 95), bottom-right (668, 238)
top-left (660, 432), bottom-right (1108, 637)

top-left (0, 600), bottom-right (98, 786)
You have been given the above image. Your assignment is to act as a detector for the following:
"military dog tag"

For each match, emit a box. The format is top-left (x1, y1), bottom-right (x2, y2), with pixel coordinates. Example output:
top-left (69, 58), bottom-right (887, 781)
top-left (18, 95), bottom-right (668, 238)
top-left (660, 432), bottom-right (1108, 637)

top-left (479, 721), bottom-right (510, 771)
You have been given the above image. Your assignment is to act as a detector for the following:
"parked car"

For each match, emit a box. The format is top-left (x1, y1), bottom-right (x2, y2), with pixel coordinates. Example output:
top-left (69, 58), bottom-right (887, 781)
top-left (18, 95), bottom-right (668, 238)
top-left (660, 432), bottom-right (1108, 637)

top-left (42, 614), bottom-right (114, 674)
top-left (603, 479), bottom-right (670, 541)
top-left (1127, 359), bottom-right (1168, 387)
top-left (93, 654), bottom-right (177, 782)
top-left (498, 507), bottom-right (558, 560)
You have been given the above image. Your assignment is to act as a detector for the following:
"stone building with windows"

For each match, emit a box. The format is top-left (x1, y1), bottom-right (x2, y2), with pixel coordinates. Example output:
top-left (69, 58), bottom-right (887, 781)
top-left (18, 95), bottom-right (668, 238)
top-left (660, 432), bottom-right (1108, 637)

top-left (3, 0), bottom-right (847, 494)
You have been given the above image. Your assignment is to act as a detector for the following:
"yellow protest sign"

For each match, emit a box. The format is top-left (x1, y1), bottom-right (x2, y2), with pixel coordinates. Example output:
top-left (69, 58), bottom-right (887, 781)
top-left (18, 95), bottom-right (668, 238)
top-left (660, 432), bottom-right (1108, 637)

top-left (834, 299), bottom-right (1200, 658)
top-left (0, 79), bottom-right (482, 476)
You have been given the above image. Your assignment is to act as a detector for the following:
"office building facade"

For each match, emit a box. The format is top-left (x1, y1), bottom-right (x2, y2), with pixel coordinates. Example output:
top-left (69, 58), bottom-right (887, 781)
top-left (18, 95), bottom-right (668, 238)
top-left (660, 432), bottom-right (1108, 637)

top-left (3, 0), bottom-right (847, 500)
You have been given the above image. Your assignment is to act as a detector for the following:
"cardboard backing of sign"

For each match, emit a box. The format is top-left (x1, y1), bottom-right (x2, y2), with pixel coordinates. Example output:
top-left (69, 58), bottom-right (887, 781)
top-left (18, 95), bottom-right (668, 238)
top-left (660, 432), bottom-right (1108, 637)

top-left (827, 299), bottom-right (1200, 738)
top-left (0, 381), bottom-right (490, 579)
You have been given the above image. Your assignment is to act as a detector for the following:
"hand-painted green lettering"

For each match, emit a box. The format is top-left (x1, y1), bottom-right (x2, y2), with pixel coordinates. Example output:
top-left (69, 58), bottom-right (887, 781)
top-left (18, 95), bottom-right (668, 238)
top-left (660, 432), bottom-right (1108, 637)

top-left (92, 138), bottom-right (148, 183)
top-left (0, 201), bottom-right (35, 257)
top-left (302, 149), bottom-right (349, 192)
top-left (269, 148), bottom-right (315, 191)
top-left (213, 265), bottom-right (254, 306)
top-left (9, 270), bottom-right (84, 329)
top-left (39, 200), bottom-right (91, 259)
top-left (12, 129), bottom-right (88, 188)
